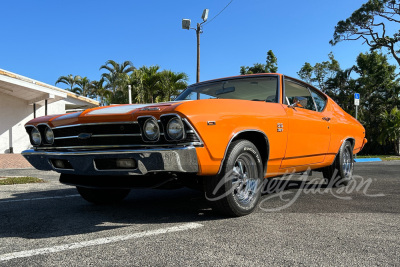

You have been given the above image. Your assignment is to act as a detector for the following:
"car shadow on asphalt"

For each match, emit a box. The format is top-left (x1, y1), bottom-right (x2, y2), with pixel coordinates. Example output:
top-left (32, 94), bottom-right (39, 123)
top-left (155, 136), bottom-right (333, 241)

top-left (0, 186), bottom-right (223, 239)
top-left (0, 174), bottom-right (393, 239)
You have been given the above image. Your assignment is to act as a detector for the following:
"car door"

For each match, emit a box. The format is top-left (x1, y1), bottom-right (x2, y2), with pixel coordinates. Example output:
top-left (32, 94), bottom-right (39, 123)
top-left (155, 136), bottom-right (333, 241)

top-left (280, 79), bottom-right (330, 168)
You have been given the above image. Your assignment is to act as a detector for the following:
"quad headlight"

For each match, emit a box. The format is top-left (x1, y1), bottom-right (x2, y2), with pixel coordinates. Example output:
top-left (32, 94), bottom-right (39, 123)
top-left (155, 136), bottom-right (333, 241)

top-left (31, 128), bottom-right (41, 145)
top-left (143, 118), bottom-right (160, 141)
top-left (44, 126), bottom-right (54, 144)
top-left (167, 117), bottom-right (184, 140)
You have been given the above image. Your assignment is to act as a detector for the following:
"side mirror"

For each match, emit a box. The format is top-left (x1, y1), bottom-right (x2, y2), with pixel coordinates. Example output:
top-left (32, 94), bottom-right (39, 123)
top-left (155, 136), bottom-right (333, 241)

top-left (288, 99), bottom-right (303, 109)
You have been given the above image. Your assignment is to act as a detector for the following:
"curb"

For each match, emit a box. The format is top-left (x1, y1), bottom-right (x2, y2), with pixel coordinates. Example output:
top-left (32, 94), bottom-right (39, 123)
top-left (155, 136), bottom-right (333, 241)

top-left (354, 158), bottom-right (382, 163)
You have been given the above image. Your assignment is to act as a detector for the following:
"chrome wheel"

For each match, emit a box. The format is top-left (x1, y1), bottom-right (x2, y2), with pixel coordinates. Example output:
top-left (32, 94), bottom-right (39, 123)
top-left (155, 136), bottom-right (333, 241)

top-left (343, 146), bottom-right (353, 178)
top-left (205, 139), bottom-right (263, 216)
top-left (322, 140), bottom-right (354, 187)
top-left (231, 153), bottom-right (259, 206)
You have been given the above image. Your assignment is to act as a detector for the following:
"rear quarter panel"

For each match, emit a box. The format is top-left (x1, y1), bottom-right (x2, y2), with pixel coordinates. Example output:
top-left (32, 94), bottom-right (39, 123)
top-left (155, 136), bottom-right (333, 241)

top-left (328, 98), bottom-right (366, 158)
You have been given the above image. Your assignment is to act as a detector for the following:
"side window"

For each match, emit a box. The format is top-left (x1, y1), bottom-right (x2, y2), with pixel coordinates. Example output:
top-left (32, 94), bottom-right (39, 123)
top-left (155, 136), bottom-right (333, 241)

top-left (310, 89), bottom-right (327, 112)
top-left (284, 80), bottom-right (316, 111)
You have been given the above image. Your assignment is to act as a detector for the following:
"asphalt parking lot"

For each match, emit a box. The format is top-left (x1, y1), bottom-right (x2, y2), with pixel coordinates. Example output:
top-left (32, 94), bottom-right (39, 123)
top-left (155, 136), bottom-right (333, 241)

top-left (0, 161), bottom-right (399, 266)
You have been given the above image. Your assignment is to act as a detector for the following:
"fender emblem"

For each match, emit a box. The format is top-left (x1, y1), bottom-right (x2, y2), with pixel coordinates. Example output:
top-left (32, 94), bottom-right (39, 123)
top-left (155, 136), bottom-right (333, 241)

top-left (78, 133), bottom-right (92, 139)
top-left (277, 123), bottom-right (283, 132)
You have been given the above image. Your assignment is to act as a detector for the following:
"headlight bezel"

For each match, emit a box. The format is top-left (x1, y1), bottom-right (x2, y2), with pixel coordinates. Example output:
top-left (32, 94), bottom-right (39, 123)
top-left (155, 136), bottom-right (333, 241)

top-left (142, 117), bottom-right (160, 142)
top-left (160, 114), bottom-right (186, 142)
top-left (44, 126), bottom-right (54, 145)
top-left (166, 117), bottom-right (185, 141)
top-left (30, 127), bottom-right (42, 146)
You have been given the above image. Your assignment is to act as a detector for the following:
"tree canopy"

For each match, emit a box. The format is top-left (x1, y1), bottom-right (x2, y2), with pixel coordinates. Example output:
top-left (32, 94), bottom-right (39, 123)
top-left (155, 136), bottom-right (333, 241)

top-left (331, 0), bottom-right (400, 67)
top-left (56, 60), bottom-right (188, 106)
top-left (55, 74), bottom-right (82, 94)
top-left (240, 50), bottom-right (278, 74)
top-left (298, 51), bottom-right (400, 155)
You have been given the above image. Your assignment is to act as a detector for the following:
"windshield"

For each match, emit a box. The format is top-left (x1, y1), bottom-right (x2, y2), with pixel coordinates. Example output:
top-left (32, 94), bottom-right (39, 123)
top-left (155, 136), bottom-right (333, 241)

top-left (175, 76), bottom-right (279, 102)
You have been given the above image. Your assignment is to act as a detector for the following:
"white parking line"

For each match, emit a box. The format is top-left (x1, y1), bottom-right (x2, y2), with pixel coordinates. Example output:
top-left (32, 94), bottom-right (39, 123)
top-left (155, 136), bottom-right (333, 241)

top-left (0, 223), bottom-right (203, 262)
top-left (0, 194), bottom-right (80, 203)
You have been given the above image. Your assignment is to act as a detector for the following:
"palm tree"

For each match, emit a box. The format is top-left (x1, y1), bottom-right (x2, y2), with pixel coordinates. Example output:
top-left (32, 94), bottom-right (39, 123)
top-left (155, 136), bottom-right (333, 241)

top-left (76, 77), bottom-right (91, 97)
top-left (158, 70), bottom-right (188, 101)
top-left (100, 60), bottom-right (135, 96)
top-left (89, 78), bottom-right (111, 106)
top-left (55, 74), bottom-right (81, 94)
top-left (378, 107), bottom-right (400, 155)
top-left (140, 65), bottom-right (161, 103)
top-left (129, 69), bottom-right (145, 104)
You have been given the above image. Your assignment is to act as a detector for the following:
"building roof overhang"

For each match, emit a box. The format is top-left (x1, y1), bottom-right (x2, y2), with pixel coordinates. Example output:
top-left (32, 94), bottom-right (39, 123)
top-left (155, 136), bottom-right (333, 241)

top-left (0, 69), bottom-right (99, 109)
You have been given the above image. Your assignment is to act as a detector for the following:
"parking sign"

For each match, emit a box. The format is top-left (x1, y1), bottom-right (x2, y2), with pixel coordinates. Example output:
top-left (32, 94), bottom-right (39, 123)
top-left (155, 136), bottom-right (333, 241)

top-left (354, 93), bottom-right (360, 106)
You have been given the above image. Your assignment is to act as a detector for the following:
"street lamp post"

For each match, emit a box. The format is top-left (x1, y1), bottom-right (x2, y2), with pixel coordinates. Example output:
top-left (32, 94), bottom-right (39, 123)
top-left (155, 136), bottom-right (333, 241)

top-left (182, 9), bottom-right (209, 83)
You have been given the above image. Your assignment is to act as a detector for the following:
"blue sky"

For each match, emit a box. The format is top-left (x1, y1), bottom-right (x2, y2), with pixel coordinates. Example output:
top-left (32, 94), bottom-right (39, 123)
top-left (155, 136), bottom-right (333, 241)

top-left (0, 0), bottom-right (392, 88)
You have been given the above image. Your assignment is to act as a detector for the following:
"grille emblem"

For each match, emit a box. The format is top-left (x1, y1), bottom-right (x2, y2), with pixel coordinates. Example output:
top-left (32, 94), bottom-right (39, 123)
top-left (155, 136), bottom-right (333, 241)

top-left (78, 133), bottom-right (92, 139)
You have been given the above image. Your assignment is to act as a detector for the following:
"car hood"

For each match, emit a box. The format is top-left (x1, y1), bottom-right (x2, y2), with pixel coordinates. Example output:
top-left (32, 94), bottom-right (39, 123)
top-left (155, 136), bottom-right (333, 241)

top-left (83, 101), bottom-right (183, 115)
top-left (26, 101), bottom-right (187, 127)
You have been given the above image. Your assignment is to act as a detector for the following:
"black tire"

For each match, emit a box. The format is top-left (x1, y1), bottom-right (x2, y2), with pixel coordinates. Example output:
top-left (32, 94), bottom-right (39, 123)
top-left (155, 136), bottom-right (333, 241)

top-left (322, 140), bottom-right (354, 187)
top-left (205, 140), bottom-right (264, 216)
top-left (76, 186), bottom-right (130, 204)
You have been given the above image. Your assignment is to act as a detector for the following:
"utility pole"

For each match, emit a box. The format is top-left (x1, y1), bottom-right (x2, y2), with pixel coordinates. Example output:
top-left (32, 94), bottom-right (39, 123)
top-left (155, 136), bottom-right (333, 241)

top-left (182, 9), bottom-right (209, 84)
top-left (196, 23), bottom-right (201, 83)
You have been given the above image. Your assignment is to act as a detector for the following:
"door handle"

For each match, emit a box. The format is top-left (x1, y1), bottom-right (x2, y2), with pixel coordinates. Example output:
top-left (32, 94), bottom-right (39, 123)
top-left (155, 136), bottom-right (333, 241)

top-left (322, 117), bottom-right (331, 121)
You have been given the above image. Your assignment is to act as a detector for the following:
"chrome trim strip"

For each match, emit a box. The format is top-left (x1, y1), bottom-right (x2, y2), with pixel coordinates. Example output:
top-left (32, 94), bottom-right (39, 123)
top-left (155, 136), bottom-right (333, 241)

top-left (33, 142), bottom-right (203, 150)
top-left (23, 146), bottom-right (196, 156)
top-left (52, 121), bottom-right (138, 129)
top-left (91, 134), bottom-right (142, 138)
top-left (54, 133), bottom-right (142, 140)
top-left (55, 136), bottom-right (79, 140)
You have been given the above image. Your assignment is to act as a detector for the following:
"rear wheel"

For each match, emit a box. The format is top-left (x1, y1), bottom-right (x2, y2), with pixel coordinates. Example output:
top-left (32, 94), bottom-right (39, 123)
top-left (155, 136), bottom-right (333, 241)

top-left (323, 140), bottom-right (354, 187)
top-left (76, 186), bottom-right (130, 204)
top-left (205, 140), bottom-right (263, 216)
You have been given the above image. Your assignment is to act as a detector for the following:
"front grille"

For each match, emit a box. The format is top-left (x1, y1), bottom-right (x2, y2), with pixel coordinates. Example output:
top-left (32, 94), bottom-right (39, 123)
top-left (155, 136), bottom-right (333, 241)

top-left (39, 120), bottom-right (201, 149)
top-left (54, 136), bottom-right (144, 147)
top-left (53, 123), bottom-right (140, 137)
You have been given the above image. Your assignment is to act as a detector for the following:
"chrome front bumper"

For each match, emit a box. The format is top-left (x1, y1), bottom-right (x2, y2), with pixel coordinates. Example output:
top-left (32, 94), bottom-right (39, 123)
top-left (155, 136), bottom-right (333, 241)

top-left (22, 146), bottom-right (199, 176)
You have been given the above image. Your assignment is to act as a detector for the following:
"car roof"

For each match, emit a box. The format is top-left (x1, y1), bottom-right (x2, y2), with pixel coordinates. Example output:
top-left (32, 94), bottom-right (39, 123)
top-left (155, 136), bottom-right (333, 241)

top-left (188, 73), bottom-right (326, 97)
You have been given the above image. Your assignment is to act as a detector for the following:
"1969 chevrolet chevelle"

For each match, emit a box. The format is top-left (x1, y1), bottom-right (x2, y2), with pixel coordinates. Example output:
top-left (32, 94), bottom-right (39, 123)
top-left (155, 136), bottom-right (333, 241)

top-left (22, 74), bottom-right (367, 216)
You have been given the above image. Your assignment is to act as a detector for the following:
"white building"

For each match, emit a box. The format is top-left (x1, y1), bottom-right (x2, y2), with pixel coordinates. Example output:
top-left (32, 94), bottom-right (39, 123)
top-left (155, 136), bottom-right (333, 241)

top-left (0, 69), bottom-right (99, 154)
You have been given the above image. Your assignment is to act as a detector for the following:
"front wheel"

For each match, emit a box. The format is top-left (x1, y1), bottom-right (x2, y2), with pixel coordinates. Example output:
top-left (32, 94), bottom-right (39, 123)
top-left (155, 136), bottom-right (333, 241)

top-left (323, 140), bottom-right (354, 187)
top-left (76, 187), bottom-right (130, 204)
top-left (205, 140), bottom-right (264, 216)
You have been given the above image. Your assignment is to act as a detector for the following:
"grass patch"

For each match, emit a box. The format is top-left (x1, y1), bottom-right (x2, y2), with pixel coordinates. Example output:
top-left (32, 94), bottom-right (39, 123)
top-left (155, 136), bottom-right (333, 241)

top-left (0, 177), bottom-right (44, 185)
top-left (357, 155), bottom-right (400, 161)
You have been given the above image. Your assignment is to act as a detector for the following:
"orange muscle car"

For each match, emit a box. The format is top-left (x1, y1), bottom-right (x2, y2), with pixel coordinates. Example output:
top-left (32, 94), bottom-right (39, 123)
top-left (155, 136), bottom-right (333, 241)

top-left (22, 74), bottom-right (367, 216)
